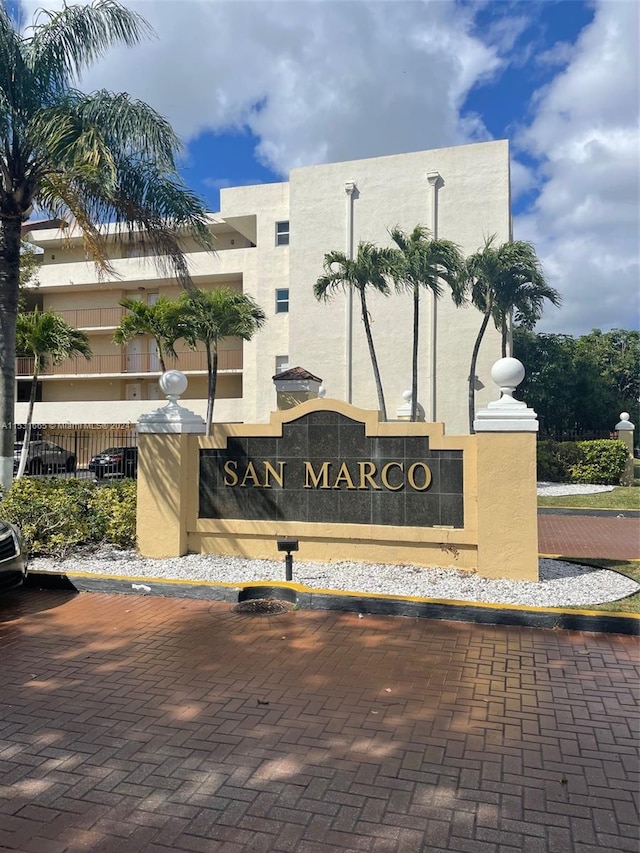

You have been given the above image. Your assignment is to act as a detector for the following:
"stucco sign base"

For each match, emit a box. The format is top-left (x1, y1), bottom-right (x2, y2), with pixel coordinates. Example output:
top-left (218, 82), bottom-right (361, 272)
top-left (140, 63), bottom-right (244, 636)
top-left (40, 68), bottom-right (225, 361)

top-left (136, 400), bottom-right (539, 581)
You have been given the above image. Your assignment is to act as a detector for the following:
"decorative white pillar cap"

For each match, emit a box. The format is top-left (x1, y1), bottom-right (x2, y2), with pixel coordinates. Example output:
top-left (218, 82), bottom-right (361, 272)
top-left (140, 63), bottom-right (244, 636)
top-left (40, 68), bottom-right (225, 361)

top-left (137, 370), bottom-right (206, 434)
top-left (396, 389), bottom-right (425, 422)
top-left (615, 412), bottom-right (635, 431)
top-left (473, 358), bottom-right (538, 433)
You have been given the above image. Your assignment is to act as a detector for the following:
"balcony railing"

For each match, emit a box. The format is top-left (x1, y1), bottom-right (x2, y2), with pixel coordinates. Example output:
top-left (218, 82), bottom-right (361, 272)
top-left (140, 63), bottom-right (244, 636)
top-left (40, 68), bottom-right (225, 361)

top-left (55, 307), bottom-right (126, 328)
top-left (16, 348), bottom-right (242, 378)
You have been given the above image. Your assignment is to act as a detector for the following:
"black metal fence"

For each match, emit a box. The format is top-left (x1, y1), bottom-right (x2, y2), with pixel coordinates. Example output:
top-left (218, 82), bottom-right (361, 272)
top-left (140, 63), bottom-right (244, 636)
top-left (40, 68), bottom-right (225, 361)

top-left (14, 427), bottom-right (137, 478)
top-left (538, 430), bottom-right (614, 442)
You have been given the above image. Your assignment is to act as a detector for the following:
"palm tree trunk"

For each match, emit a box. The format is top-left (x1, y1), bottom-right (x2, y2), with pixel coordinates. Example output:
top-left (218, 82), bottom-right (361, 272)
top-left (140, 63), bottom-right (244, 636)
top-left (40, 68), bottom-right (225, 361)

top-left (157, 341), bottom-right (167, 373)
top-left (501, 317), bottom-right (508, 358)
top-left (205, 344), bottom-right (218, 437)
top-left (468, 308), bottom-right (492, 434)
top-left (16, 364), bottom-right (40, 479)
top-left (411, 284), bottom-right (419, 421)
top-left (0, 218), bottom-right (22, 490)
top-left (359, 289), bottom-right (387, 421)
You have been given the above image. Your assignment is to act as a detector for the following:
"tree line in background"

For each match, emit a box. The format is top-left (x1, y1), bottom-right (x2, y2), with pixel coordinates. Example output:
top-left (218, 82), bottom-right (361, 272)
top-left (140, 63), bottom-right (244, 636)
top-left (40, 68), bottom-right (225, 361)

top-left (514, 327), bottom-right (640, 438)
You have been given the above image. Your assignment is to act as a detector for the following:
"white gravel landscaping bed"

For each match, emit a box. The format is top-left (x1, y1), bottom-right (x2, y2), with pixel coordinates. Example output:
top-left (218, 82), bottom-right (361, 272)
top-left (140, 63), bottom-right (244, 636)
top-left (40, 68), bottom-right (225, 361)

top-left (536, 482), bottom-right (615, 497)
top-left (29, 549), bottom-right (639, 609)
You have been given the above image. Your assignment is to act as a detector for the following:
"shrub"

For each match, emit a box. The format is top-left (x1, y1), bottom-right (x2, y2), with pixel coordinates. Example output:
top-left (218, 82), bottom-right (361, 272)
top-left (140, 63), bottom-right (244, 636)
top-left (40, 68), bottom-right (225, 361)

top-left (0, 478), bottom-right (137, 557)
top-left (88, 480), bottom-right (137, 548)
top-left (537, 438), bottom-right (629, 485)
top-left (571, 439), bottom-right (629, 485)
top-left (537, 440), bottom-right (580, 482)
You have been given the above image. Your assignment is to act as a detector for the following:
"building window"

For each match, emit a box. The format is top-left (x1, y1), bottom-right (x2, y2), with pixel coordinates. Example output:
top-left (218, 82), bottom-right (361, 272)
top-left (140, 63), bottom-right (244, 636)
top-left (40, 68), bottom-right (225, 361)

top-left (275, 355), bottom-right (290, 374)
top-left (275, 289), bottom-right (289, 314)
top-left (275, 221), bottom-right (289, 246)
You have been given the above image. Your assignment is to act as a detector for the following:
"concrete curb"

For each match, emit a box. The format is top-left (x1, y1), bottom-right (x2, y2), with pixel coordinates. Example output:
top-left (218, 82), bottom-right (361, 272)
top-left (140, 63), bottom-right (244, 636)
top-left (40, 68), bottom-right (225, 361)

top-left (26, 570), bottom-right (640, 636)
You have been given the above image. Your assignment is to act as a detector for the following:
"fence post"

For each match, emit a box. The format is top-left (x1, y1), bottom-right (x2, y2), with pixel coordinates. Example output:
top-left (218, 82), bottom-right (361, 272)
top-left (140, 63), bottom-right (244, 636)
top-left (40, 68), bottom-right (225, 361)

top-left (473, 358), bottom-right (539, 581)
top-left (136, 371), bottom-right (205, 558)
top-left (615, 412), bottom-right (635, 486)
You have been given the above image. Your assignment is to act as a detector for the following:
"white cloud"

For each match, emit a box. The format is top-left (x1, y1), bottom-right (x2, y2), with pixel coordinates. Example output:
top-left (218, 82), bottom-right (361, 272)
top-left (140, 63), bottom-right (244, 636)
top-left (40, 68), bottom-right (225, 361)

top-left (535, 40), bottom-right (574, 68)
top-left (19, 0), bottom-right (501, 174)
top-left (509, 158), bottom-right (536, 201)
top-left (516, 0), bottom-right (639, 336)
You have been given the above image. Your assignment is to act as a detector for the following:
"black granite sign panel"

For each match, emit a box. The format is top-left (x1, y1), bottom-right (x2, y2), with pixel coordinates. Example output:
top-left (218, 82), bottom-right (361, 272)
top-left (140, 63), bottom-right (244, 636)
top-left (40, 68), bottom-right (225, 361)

top-left (199, 411), bottom-right (463, 527)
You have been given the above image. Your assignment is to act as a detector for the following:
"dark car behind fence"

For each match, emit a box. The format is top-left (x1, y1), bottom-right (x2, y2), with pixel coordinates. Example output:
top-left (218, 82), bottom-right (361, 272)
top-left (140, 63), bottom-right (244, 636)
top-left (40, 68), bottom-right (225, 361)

top-left (13, 428), bottom-right (138, 480)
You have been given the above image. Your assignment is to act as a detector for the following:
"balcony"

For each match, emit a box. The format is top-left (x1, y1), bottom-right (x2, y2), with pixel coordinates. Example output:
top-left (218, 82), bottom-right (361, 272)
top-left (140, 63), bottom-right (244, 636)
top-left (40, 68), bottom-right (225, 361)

top-left (33, 246), bottom-right (256, 290)
top-left (55, 306), bottom-right (126, 329)
top-left (16, 348), bottom-right (242, 378)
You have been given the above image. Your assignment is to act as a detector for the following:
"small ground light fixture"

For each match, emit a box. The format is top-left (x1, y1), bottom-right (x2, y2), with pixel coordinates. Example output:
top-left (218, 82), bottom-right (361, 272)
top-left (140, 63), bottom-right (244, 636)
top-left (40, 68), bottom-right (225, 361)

top-left (277, 539), bottom-right (299, 582)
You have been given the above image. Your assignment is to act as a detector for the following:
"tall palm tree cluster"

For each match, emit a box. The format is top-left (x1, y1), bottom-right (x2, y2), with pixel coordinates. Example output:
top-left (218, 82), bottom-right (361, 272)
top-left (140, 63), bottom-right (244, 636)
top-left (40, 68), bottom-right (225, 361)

top-left (0, 0), bottom-right (213, 488)
top-left (113, 289), bottom-right (265, 434)
top-left (315, 227), bottom-right (561, 431)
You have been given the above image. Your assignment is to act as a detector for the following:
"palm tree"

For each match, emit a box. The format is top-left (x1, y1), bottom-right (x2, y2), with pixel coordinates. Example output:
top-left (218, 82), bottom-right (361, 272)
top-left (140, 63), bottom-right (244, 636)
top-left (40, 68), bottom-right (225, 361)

top-left (176, 288), bottom-right (267, 434)
top-left (388, 225), bottom-right (464, 421)
top-left (0, 1), bottom-right (213, 489)
top-left (113, 296), bottom-right (181, 373)
top-left (462, 236), bottom-right (561, 433)
top-left (15, 309), bottom-right (91, 478)
top-left (314, 242), bottom-right (395, 421)
top-left (500, 278), bottom-right (562, 357)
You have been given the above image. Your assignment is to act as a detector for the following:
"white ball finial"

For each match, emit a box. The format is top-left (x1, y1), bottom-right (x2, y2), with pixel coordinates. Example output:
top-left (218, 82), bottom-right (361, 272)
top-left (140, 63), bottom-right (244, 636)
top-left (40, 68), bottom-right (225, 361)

top-left (403, 390), bottom-right (412, 403)
top-left (491, 357), bottom-right (525, 400)
top-left (318, 385), bottom-right (326, 399)
top-left (620, 412), bottom-right (630, 422)
top-left (159, 370), bottom-right (188, 402)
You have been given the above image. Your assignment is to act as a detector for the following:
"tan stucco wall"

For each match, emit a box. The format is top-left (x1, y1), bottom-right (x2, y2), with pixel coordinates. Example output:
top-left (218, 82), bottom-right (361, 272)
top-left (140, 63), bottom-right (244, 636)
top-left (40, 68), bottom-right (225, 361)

top-left (137, 434), bottom-right (191, 558)
top-left (475, 432), bottom-right (539, 580)
top-left (135, 399), bottom-right (539, 581)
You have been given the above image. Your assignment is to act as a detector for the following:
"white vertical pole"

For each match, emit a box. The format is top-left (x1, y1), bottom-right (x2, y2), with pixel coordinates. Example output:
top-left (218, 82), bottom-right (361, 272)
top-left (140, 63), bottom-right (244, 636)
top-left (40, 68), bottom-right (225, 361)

top-left (344, 180), bottom-right (356, 404)
top-left (426, 171), bottom-right (440, 422)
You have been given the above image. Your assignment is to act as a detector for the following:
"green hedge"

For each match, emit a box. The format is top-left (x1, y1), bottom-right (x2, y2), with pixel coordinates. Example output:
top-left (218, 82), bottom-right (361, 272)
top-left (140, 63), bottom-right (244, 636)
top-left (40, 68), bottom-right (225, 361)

top-left (0, 478), bottom-right (136, 557)
top-left (537, 439), bottom-right (629, 485)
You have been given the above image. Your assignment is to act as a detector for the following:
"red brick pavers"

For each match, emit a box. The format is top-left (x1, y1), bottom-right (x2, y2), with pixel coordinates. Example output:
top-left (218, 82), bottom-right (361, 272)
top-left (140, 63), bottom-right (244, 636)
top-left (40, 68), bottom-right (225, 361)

top-left (0, 589), bottom-right (638, 853)
top-left (539, 513), bottom-right (640, 561)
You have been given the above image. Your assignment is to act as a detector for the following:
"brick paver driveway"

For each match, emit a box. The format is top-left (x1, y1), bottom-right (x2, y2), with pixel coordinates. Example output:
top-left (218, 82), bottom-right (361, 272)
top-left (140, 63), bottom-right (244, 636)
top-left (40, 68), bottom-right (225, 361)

top-left (0, 588), bottom-right (638, 853)
top-left (538, 511), bottom-right (640, 561)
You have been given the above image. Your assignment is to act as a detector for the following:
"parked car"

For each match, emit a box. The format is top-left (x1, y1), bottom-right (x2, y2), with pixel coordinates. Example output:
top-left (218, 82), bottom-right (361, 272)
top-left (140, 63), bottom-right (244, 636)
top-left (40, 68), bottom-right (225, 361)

top-left (88, 446), bottom-right (138, 480)
top-left (0, 520), bottom-right (27, 591)
top-left (13, 441), bottom-right (76, 475)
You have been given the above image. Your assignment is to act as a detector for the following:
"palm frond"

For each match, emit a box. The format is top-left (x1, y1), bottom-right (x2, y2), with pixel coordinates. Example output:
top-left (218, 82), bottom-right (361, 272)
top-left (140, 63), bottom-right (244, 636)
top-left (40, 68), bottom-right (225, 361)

top-left (25, 0), bottom-right (152, 94)
top-left (16, 307), bottom-right (91, 372)
top-left (389, 225), bottom-right (463, 299)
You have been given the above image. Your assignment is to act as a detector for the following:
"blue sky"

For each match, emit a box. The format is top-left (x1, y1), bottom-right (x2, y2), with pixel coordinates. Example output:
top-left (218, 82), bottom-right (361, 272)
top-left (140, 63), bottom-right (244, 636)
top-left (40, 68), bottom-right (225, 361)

top-left (15, 0), bottom-right (640, 337)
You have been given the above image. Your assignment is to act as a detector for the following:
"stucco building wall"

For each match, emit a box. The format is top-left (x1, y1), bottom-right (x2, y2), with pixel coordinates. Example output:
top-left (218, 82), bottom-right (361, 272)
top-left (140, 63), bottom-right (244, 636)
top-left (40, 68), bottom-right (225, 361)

top-left (19, 141), bottom-right (509, 434)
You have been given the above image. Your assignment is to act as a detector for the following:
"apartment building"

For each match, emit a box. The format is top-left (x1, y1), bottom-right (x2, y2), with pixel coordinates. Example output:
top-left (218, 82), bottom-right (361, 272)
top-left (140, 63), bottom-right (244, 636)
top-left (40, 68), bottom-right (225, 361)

top-left (17, 139), bottom-right (510, 437)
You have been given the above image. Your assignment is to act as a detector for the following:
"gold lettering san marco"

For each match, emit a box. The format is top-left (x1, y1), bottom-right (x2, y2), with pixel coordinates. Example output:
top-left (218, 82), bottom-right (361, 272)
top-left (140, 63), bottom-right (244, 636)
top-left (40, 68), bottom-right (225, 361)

top-left (303, 460), bottom-right (432, 491)
top-left (222, 459), bottom-right (432, 491)
top-left (223, 460), bottom-right (285, 488)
